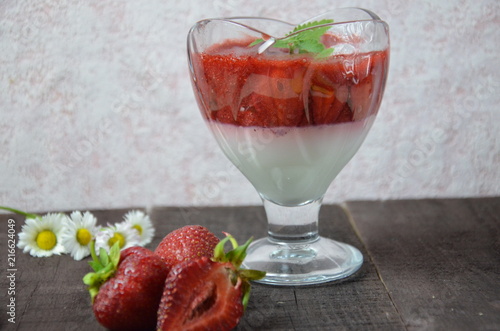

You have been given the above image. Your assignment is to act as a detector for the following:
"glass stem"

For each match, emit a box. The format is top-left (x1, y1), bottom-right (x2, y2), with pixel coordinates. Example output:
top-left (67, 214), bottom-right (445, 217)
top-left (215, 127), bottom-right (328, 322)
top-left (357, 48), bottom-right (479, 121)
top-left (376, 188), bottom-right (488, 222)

top-left (264, 197), bottom-right (322, 244)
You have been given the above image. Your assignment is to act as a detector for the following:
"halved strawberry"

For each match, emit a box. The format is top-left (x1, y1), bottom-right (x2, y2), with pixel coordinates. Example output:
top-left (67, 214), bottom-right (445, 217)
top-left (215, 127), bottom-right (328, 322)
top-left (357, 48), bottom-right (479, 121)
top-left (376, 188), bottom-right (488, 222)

top-left (157, 257), bottom-right (243, 330)
top-left (154, 225), bottom-right (220, 269)
top-left (157, 235), bottom-right (266, 331)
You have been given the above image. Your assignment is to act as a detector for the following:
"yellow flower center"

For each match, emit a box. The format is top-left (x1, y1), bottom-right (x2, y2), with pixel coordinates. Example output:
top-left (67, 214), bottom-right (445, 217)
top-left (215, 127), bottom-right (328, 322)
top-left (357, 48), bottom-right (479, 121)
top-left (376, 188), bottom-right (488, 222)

top-left (132, 224), bottom-right (143, 235)
top-left (36, 230), bottom-right (57, 251)
top-left (76, 228), bottom-right (92, 246)
top-left (108, 232), bottom-right (126, 249)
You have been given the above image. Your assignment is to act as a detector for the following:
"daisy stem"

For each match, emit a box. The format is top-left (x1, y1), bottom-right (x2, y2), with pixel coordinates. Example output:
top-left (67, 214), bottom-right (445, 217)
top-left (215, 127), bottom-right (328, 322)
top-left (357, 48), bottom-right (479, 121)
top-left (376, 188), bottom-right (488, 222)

top-left (0, 206), bottom-right (40, 219)
top-left (89, 240), bottom-right (99, 265)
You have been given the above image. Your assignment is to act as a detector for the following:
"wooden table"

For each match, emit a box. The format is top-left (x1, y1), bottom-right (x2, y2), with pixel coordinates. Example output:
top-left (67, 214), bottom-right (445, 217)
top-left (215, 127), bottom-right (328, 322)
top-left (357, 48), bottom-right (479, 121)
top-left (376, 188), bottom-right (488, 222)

top-left (1, 197), bottom-right (498, 330)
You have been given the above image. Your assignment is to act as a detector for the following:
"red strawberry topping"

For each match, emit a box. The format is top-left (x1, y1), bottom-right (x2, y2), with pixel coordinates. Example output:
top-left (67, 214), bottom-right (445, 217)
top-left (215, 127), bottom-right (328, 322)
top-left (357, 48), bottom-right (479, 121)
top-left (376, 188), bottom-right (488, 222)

top-left (192, 44), bottom-right (389, 127)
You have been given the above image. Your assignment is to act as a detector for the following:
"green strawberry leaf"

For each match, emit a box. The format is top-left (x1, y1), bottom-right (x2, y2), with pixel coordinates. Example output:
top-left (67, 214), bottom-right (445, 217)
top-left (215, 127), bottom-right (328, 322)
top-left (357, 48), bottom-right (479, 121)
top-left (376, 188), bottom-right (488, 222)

top-left (83, 241), bottom-right (121, 303)
top-left (99, 249), bottom-right (109, 267)
top-left (214, 234), bottom-right (252, 268)
top-left (109, 242), bottom-right (120, 268)
top-left (239, 269), bottom-right (266, 310)
top-left (88, 260), bottom-right (103, 273)
top-left (213, 236), bottom-right (231, 262)
top-left (225, 237), bottom-right (252, 268)
top-left (241, 280), bottom-right (251, 310)
top-left (211, 234), bottom-right (266, 310)
top-left (239, 268), bottom-right (267, 280)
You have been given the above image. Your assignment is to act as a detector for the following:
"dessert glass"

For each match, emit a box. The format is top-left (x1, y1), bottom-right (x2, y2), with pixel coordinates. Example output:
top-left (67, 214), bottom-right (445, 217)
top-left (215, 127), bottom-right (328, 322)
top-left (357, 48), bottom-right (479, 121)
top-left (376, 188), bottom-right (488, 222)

top-left (187, 7), bottom-right (389, 285)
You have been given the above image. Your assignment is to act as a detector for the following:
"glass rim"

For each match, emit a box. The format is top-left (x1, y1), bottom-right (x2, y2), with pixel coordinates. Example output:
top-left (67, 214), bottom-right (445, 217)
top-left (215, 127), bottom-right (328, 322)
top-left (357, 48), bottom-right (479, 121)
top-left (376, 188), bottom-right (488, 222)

top-left (190, 7), bottom-right (388, 41)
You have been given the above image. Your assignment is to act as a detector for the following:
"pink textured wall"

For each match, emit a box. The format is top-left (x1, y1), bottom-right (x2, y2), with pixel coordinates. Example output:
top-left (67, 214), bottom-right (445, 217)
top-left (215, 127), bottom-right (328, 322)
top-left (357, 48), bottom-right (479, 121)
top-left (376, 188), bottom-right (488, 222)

top-left (1, 0), bottom-right (498, 212)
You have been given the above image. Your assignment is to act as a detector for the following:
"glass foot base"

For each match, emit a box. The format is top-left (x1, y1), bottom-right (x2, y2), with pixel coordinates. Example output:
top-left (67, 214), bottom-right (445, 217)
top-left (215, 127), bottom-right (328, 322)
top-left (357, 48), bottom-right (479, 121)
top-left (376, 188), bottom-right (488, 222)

top-left (242, 236), bottom-right (363, 286)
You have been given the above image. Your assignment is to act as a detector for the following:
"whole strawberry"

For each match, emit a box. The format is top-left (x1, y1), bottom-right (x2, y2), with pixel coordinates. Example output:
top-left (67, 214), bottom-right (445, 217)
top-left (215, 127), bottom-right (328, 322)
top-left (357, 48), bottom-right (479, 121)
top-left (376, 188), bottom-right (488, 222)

top-left (154, 225), bottom-right (220, 268)
top-left (157, 235), bottom-right (266, 331)
top-left (83, 243), bottom-right (169, 331)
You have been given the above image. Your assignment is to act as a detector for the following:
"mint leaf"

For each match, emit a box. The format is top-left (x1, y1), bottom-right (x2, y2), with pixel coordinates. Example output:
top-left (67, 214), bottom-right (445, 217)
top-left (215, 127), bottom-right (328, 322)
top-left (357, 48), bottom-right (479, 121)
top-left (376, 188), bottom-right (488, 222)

top-left (292, 20), bottom-right (333, 38)
top-left (296, 40), bottom-right (324, 54)
top-left (316, 47), bottom-right (334, 59)
top-left (250, 19), bottom-right (334, 57)
top-left (249, 38), bottom-right (264, 47)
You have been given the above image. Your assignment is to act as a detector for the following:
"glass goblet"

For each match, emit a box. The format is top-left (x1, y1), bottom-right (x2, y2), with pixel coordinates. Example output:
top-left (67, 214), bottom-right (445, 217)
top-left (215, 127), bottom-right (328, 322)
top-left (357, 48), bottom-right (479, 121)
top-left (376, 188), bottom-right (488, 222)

top-left (187, 7), bottom-right (390, 285)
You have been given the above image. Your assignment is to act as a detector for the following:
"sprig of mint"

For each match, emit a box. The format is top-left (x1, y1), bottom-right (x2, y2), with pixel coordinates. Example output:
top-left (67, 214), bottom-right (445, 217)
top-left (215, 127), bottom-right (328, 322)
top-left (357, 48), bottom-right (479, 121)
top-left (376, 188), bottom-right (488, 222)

top-left (249, 19), bottom-right (334, 58)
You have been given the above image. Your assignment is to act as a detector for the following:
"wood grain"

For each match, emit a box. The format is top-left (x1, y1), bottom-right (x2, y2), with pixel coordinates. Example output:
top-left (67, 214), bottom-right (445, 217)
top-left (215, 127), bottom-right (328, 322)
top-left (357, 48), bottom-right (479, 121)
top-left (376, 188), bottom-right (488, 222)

top-left (151, 205), bottom-right (405, 330)
top-left (345, 197), bottom-right (500, 331)
top-left (1, 199), bottom-right (498, 330)
top-left (0, 204), bottom-right (402, 330)
top-left (0, 209), bottom-right (136, 331)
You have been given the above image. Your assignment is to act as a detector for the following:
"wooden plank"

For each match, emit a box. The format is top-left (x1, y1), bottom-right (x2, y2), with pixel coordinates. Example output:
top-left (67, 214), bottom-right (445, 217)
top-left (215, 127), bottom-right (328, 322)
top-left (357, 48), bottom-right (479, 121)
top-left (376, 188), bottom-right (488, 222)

top-left (345, 197), bottom-right (500, 331)
top-left (0, 209), bottom-right (134, 331)
top-left (1, 205), bottom-right (403, 330)
top-left (151, 205), bottom-right (405, 330)
top-left (0, 209), bottom-right (187, 330)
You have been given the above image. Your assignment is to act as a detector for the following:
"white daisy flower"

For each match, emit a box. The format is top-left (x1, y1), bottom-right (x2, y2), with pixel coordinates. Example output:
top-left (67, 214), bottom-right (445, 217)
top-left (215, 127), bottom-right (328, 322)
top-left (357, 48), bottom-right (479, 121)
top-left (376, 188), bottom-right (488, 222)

top-left (94, 222), bottom-right (141, 253)
top-left (17, 213), bottom-right (68, 257)
top-left (61, 211), bottom-right (99, 261)
top-left (120, 210), bottom-right (155, 246)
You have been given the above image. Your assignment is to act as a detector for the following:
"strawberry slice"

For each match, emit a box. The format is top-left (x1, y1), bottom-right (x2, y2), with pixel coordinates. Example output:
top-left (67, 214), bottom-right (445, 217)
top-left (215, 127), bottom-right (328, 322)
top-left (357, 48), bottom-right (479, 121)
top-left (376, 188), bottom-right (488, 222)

top-left (239, 93), bottom-right (305, 127)
top-left (336, 103), bottom-right (354, 123)
top-left (349, 76), bottom-right (374, 121)
top-left (157, 235), bottom-right (266, 331)
top-left (308, 69), bottom-right (351, 125)
top-left (237, 60), bottom-right (306, 127)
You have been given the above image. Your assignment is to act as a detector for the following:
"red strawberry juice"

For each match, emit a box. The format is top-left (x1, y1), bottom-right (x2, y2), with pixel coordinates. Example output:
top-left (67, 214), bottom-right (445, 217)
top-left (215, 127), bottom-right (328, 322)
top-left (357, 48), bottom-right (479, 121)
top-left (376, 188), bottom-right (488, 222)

top-left (191, 38), bottom-right (389, 205)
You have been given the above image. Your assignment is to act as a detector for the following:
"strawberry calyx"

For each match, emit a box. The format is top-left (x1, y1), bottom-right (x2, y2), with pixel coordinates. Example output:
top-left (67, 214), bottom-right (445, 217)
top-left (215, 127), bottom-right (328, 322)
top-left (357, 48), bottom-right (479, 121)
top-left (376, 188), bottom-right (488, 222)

top-left (82, 241), bottom-right (121, 303)
top-left (212, 234), bottom-right (266, 309)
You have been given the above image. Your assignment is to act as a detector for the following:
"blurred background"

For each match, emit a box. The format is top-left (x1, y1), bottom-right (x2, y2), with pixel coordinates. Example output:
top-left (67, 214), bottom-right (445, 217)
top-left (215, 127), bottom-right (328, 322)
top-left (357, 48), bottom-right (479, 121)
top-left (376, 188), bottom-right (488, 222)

top-left (1, 0), bottom-right (498, 213)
